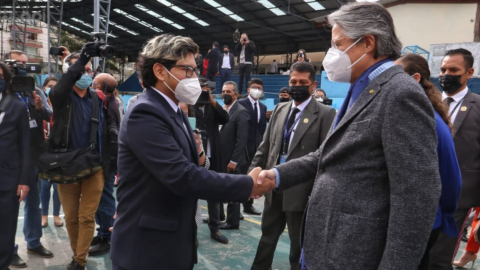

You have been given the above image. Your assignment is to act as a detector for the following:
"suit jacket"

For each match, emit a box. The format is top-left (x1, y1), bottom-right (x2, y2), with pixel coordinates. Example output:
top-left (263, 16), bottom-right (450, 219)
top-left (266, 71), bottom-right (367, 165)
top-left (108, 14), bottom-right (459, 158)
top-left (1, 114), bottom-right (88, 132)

top-left (220, 101), bottom-right (250, 172)
top-left (218, 53), bottom-right (235, 70)
top-left (238, 98), bottom-right (267, 163)
top-left (110, 88), bottom-right (253, 270)
top-left (451, 90), bottom-right (480, 209)
top-left (194, 101), bottom-right (229, 172)
top-left (205, 47), bottom-right (221, 72)
top-left (249, 98), bottom-right (335, 211)
top-left (275, 65), bottom-right (441, 269)
top-left (235, 41), bottom-right (256, 63)
top-left (0, 94), bottom-right (31, 191)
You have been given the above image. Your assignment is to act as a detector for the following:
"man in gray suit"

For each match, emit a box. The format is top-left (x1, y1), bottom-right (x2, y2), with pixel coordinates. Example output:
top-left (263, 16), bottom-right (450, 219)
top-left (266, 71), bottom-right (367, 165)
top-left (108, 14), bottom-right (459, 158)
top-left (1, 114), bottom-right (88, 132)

top-left (219, 81), bottom-right (250, 230)
top-left (429, 49), bottom-right (480, 269)
top-left (255, 3), bottom-right (441, 269)
top-left (250, 62), bottom-right (336, 270)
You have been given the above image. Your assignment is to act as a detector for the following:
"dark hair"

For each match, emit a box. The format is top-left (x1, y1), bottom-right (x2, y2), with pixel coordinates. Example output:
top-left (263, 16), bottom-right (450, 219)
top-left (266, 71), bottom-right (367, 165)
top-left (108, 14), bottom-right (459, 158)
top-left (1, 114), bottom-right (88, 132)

top-left (247, 78), bottom-right (263, 88)
top-left (213, 42), bottom-right (219, 48)
top-left (43, 76), bottom-right (58, 87)
top-left (444, 48), bottom-right (474, 70)
top-left (187, 105), bottom-right (195, 117)
top-left (290, 62), bottom-right (315, 82)
top-left (296, 49), bottom-right (309, 62)
top-left (397, 54), bottom-right (452, 133)
top-left (223, 45), bottom-right (229, 49)
top-left (279, 87), bottom-right (289, 94)
top-left (315, 89), bottom-right (327, 97)
top-left (0, 63), bottom-right (13, 92)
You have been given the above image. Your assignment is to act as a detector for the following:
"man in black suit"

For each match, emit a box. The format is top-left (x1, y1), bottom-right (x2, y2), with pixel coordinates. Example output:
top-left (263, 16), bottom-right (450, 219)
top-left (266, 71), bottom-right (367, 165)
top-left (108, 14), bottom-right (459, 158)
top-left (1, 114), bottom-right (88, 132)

top-left (429, 48), bottom-right (480, 269)
top-left (238, 78), bottom-right (267, 215)
top-left (194, 79), bottom-right (231, 244)
top-left (110, 34), bottom-right (274, 270)
top-left (219, 45), bottom-right (235, 90)
top-left (219, 81), bottom-right (250, 230)
top-left (205, 42), bottom-right (221, 82)
top-left (0, 63), bottom-right (31, 270)
top-left (235, 33), bottom-right (256, 94)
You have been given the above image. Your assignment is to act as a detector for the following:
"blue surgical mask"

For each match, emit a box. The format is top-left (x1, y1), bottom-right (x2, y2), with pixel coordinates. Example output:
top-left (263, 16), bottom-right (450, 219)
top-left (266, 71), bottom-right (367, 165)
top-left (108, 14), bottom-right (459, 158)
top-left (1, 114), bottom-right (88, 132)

top-left (45, 88), bottom-right (51, 95)
top-left (0, 78), bottom-right (5, 93)
top-left (75, 74), bottom-right (93, 90)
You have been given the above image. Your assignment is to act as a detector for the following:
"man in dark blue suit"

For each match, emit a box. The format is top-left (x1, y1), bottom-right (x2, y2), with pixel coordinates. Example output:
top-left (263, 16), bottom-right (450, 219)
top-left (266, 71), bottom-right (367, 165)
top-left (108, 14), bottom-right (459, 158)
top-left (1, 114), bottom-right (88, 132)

top-left (238, 78), bottom-right (268, 215)
top-left (110, 34), bottom-right (274, 270)
top-left (205, 42), bottom-right (221, 82)
top-left (0, 63), bottom-right (31, 270)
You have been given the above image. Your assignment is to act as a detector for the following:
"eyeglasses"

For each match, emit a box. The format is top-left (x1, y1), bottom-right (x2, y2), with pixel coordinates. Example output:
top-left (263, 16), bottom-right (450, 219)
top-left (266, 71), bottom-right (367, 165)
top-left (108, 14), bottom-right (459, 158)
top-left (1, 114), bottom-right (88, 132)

top-left (168, 65), bottom-right (200, 78)
top-left (92, 81), bottom-right (101, 89)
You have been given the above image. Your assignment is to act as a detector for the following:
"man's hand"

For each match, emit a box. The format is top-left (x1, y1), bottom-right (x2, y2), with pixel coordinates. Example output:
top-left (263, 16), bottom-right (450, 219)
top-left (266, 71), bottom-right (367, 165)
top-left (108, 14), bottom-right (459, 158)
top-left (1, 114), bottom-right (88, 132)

top-left (257, 169), bottom-right (277, 186)
top-left (227, 162), bottom-right (237, 173)
top-left (109, 212), bottom-right (117, 232)
top-left (44, 129), bottom-right (49, 140)
top-left (266, 110), bottom-right (272, 120)
top-left (474, 221), bottom-right (480, 244)
top-left (59, 46), bottom-right (71, 61)
top-left (32, 91), bottom-right (42, 110)
top-left (249, 167), bottom-right (276, 198)
top-left (208, 91), bottom-right (216, 108)
top-left (17, 185), bottom-right (30, 202)
top-left (194, 133), bottom-right (202, 153)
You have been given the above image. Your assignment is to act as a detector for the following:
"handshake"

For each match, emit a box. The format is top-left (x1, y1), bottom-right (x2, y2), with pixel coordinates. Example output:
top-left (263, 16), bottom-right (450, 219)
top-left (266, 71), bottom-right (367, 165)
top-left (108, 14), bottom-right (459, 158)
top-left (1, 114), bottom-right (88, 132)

top-left (248, 167), bottom-right (277, 199)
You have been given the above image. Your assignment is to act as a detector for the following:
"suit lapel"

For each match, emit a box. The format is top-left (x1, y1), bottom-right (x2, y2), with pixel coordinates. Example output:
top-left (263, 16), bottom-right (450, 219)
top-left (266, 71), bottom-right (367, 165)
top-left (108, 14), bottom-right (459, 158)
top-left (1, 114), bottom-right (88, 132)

top-left (275, 103), bottom-right (291, 154)
top-left (453, 91), bottom-right (474, 135)
top-left (288, 99), bottom-right (317, 156)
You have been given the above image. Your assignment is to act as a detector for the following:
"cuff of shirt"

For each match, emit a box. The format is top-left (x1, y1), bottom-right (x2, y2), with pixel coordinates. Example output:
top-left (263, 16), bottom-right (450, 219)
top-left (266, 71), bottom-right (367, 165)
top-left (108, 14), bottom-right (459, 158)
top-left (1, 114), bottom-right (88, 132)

top-left (230, 161), bottom-right (238, 165)
top-left (273, 168), bottom-right (280, 188)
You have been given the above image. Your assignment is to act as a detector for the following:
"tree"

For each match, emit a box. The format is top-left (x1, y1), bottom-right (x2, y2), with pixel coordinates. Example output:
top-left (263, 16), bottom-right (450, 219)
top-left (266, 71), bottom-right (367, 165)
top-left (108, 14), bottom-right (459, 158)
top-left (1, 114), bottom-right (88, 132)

top-left (60, 30), bottom-right (87, 53)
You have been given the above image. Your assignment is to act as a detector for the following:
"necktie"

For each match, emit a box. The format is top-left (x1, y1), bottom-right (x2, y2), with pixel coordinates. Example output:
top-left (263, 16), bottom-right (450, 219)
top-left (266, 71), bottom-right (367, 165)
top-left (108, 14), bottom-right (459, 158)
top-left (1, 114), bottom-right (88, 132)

top-left (283, 107), bottom-right (300, 154)
top-left (444, 97), bottom-right (454, 109)
top-left (254, 102), bottom-right (258, 123)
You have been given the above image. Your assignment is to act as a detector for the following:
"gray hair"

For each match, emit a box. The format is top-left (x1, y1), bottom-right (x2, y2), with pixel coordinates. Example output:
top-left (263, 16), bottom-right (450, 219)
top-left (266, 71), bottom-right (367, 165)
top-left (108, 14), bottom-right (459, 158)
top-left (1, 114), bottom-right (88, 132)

top-left (327, 2), bottom-right (402, 60)
top-left (223, 81), bottom-right (238, 94)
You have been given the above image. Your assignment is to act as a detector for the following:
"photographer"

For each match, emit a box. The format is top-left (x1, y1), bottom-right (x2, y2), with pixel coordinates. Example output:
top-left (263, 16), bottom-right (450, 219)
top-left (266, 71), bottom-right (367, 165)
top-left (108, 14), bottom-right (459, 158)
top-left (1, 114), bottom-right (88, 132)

top-left (4, 50), bottom-right (54, 268)
top-left (235, 33), bottom-right (256, 94)
top-left (0, 63), bottom-right (31, 270)
top-left (47, 43), bottom-right (118, 270)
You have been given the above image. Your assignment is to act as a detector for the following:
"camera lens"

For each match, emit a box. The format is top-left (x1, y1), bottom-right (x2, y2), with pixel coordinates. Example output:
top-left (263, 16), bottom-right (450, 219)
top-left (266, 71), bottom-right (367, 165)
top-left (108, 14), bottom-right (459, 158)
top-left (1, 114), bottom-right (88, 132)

top-left (99, 45), bottom-right (115, 59)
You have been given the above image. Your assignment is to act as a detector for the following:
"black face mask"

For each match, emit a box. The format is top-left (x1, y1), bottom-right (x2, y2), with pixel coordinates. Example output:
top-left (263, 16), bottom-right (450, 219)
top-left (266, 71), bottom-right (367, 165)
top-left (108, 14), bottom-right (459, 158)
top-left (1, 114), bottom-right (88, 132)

top-left (223, 94), bottom-right (233, 105)
top-left (439, 74), bottom-right (464, 94)
top-left (288, 86), bottom-right (310, 103)
top-left (224, 51), bottom-right (229, 54)
top-left (279, 97), bottom-right (290, 103)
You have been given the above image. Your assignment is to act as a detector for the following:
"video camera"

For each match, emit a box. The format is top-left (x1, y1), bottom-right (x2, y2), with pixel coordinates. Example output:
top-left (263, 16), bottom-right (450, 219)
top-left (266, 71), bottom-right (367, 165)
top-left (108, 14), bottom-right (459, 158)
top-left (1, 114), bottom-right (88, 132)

top-left (317, 97), bottom-right (333, 106)
top-left (4, 60), bottom-right (41, 92)
top-left (91, 32), bottom-right (114, 58)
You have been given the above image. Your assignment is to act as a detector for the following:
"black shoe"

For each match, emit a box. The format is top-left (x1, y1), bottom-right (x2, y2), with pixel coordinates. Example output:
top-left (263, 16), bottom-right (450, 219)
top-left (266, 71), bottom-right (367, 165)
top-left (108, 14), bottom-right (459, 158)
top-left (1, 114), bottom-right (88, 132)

top-left (219, 222), bottom-right (239, 230)
top-left (91, 236), bottom-right (102, 246)
top-left (202, 217), bottom-right (209, 223)
top-left (9, 254), bottom-right (26, 268)
top-left (210, 231), bottom-right (228, 244)
top-left (27, 245), bottom-right (54, 258)
top-left (88, 238), bottom-right (110, 256)
top-left (220, 214), bottom-right (226, 221)
top-left (240, 213), bottom-right (244, 220)
top-left (68, 261), bottom-right (85, 270)
top-left (243, 206), bottom-right (261, 215)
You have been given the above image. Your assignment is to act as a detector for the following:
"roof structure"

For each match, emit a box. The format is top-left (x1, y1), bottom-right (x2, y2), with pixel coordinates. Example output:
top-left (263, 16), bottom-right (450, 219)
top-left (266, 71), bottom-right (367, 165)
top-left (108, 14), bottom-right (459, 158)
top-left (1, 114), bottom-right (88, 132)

top-left (0, 0), bottom-right (397, 60)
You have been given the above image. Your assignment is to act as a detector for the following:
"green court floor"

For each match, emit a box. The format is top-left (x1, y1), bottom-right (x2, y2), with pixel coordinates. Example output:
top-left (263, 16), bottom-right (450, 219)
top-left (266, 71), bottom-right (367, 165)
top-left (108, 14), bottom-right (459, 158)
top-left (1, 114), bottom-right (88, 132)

top-left (13, 190), bottom-right (479, 270)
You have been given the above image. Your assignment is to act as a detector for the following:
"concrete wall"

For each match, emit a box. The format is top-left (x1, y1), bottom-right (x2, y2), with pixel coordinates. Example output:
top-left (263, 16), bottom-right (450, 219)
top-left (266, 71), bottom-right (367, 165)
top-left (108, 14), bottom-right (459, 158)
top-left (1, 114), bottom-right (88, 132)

top-left (429, 42), bottom-right (480, 78)
top-left (388, 3), bottom-right (476, 52)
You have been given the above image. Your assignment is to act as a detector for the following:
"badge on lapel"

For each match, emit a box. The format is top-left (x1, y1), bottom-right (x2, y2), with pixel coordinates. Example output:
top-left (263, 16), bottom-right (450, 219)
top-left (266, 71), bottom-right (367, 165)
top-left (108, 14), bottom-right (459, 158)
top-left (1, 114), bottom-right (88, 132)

top-left (369, 89), bottom-right (374, 94)
top-left (303, 118), bottom-right (309, 124)
top-left (461, 106), bottom-right (467, 112)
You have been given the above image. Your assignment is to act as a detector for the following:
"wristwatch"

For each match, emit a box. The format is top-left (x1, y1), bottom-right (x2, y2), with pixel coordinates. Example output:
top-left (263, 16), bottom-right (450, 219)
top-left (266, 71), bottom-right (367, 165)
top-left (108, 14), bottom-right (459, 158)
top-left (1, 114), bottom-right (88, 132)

top-left (198, 150), bottom-right (204, 158)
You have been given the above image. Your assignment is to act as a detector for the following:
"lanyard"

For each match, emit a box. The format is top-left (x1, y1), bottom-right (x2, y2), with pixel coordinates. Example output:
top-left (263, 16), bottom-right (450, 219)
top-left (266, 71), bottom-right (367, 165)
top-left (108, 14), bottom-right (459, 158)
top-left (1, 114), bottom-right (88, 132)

top-left (448, 98), bottom-right (465, 118)
top-left (283, 109), bottom-right (303, 154)
top-left (16, 92), bottom-right (30, 117)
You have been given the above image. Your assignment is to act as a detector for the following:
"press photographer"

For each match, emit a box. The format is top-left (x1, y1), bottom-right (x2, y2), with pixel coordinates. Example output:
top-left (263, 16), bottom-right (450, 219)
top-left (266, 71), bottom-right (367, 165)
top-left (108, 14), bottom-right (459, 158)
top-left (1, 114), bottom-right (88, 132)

top-left (3, 50), bottom-right (54, 268)
top-left (38, 34), bottom-right (118, 270)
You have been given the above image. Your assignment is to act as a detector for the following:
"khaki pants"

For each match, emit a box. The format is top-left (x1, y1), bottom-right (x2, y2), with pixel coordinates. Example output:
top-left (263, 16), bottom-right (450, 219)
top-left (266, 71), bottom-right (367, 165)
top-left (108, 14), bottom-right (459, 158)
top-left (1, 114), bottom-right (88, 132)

top-left (58, 170), bottom-right (104, 266)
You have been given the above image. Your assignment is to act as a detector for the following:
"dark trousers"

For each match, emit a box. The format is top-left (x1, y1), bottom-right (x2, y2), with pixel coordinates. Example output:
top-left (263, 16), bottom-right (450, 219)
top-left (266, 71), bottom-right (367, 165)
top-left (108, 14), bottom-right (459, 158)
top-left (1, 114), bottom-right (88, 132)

top-left (0, 189), bottom-right (20, 270)
top-left (238, 64), bottom-right (252, 94)
top-left (419, 228), bottom-right (441, 270)
top-left (207, 201), bottom-right (221, 232)
top-left (428, 207), bottom-right (471, 269)
top-left (225, 203), bottom-right (241, 226)
top-left (251, 191), bottom-right (303, 270)
top-left (220, 69), bottom-right (232, 89)
top-left (95, 171), bottom-right (117, 240)
top-left (205, 68), bottom-right (217, 82)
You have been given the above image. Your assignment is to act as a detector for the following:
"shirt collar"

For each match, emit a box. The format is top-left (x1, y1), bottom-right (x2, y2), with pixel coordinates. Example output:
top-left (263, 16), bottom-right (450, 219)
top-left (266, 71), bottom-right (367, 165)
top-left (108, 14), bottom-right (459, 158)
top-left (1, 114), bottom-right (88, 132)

top-left (442, 86), bottom-right (469, 102)
top-left (248, 95), bottom-right (258, 104)
top-left (225, 99), bottom-right (237, 113)
top-left (291, 97), bottom-right (311, 112)
top-left (151, 86), bottom-right (179, 113)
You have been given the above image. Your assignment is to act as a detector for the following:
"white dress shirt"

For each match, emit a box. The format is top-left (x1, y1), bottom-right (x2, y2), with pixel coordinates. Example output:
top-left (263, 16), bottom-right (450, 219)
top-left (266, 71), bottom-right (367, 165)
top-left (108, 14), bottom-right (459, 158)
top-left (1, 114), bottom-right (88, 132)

top-left (221, 54), bottom-right (231, 69)
top-left (286, 97), bottom-right (311, 148)
top-left (248, 95), bottom-right (261, 123)
top-left (442, 86), bottom-right (469, 123)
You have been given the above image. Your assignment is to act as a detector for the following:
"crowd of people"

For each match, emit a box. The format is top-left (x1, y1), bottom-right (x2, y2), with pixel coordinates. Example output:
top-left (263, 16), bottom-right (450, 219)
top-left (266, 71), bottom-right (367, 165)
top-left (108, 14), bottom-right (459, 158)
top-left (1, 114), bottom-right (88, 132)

top-left (1, 2), bottom-right (480, 270)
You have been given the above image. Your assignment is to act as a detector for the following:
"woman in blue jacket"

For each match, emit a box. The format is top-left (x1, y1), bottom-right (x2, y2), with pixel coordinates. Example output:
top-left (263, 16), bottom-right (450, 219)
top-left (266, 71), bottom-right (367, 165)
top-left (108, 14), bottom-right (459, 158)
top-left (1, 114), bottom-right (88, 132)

top-left (395, 54), bottom-right (462, 270)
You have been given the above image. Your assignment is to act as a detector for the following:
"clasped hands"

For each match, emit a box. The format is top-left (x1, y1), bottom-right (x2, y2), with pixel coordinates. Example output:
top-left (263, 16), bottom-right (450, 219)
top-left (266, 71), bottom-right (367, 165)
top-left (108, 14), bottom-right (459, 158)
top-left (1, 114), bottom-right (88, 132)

top-left (248, 167), bottom-right (277, 199)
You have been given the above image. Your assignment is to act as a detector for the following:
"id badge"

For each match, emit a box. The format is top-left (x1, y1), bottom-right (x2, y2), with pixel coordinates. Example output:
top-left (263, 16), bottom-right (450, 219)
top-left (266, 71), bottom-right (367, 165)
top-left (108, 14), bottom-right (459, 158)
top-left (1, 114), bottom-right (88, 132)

top-left (279, 154), bottom-right (287, 164)
top-left (29, 119), bottom-right (38, 129)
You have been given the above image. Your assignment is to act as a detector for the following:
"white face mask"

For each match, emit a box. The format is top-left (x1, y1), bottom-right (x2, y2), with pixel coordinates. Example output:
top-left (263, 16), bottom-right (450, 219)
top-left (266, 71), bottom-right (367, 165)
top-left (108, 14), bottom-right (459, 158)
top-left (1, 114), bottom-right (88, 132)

top-left (249, 88), bottom-right (263, 99)
top-left (163, 69), bottom-right (202, 105)
top-left (322, 37), bottom-right (366, 83)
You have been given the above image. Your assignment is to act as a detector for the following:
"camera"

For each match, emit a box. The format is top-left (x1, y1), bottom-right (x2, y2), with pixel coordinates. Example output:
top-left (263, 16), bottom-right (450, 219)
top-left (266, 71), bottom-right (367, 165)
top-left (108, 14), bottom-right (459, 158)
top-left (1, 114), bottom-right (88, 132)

top-left (49, 47), bottom-right (65, 56)
top-left (4, 60), bottom-right (40, 92)
top-left (316, 97), bottom-right (332, 106)
top-left (243, 38), bottom-right (247, 42)
top-left (91, 32), bottom-right (114, 58)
